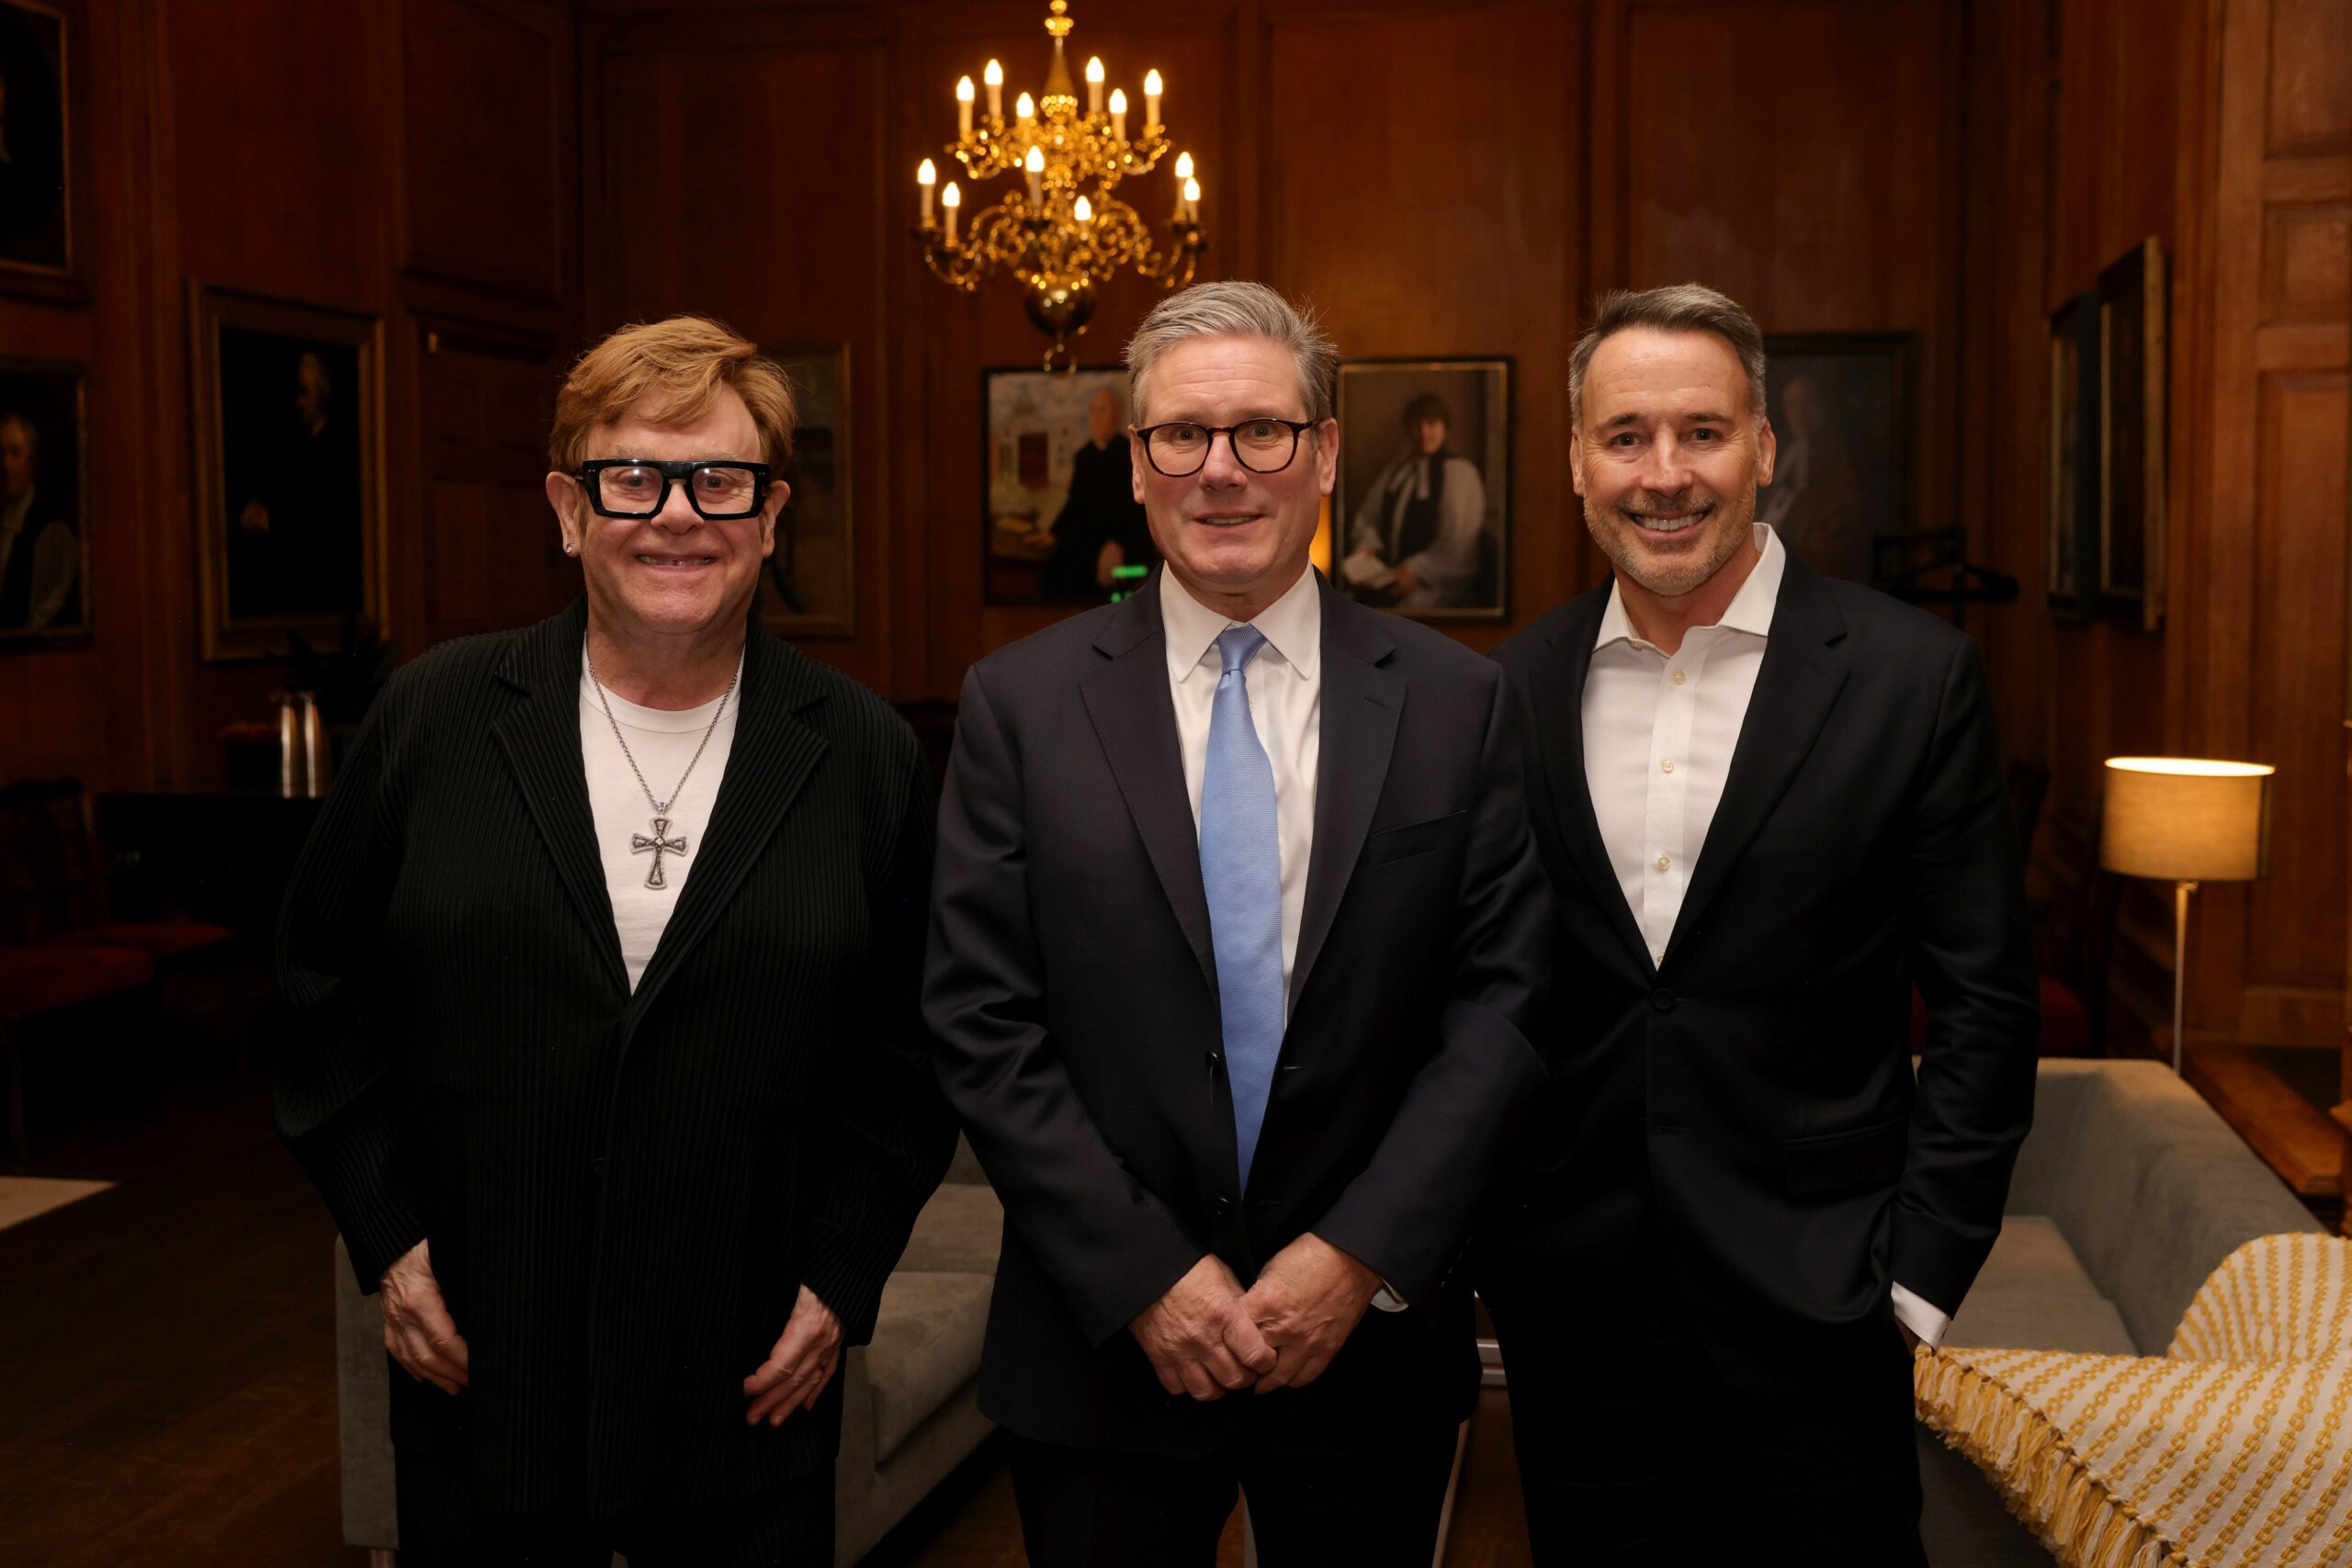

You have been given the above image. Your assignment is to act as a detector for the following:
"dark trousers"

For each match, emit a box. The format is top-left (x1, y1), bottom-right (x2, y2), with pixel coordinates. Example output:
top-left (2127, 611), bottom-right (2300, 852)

top-left (1485, 1259), bottom-right (1927, 1568)
top-left (392, 1446), bottom-right (833, 1568)
top-left (1008, 1418), bottom-right (1459, 1568)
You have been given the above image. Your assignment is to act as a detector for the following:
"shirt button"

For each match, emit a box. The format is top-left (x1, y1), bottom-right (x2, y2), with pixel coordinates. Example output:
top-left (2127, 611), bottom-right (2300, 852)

top-left (1661, 759), bottom-right (1676, 773)
top-left (1671, 670), bottom-right (1686, 684)
top-left (1656, 853), bottom-right (1671, 872)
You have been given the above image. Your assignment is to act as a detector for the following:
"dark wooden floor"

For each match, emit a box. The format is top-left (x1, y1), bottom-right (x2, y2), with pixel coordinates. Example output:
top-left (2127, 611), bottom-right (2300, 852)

top-left (0, 1074), bottom-right (1537, 1566)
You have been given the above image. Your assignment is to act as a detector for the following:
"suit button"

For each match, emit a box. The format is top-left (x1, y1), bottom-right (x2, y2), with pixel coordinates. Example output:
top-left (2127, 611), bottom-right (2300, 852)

top-left (1212, 1197), bottom-right (1237, 1218)
top-left (1650, 987), bottom-right (1677, 1012)
top-left (590, 1156), bottom-right (608, 1178)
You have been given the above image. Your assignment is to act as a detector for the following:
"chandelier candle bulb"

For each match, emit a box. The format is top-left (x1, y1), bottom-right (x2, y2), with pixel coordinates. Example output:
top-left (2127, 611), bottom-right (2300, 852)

top-left (1073, 194), bottom-right (1093, 225)
top-left (1144, 69), bottom-right (1162, 134)
top-left (1016, 91), bottom-right (1035, 126)
top-left (956, 75), bottom-right (975, 138)
top-left (1109, 86), bottom-right (1127, 142)
top-left (918, 158), bottom-right (937, 224)
top-left (942, 179), bottom-right (961, 246)
top-left (1172, 152), bottom-right (1193, 219)
top-left (1024, 145), bottom-right (1045, 205)
top-left (1183, 175), bottom-right (1200, 222)
top-left (1086, 56), bottom-right (1104, 115)
top-left (985, 59), bottom-right (1003, 118)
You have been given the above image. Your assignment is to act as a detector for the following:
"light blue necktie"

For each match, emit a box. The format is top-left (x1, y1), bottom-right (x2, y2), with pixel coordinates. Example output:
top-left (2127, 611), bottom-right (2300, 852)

top-left (1199, 625), bottom-right (1284, 1188)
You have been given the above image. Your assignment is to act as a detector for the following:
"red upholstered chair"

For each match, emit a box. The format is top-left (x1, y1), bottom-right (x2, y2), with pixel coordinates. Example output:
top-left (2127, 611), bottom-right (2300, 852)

top-left (0, 780), bottom-right (239, 1108)
top-left (0, 944), bottom-right (157, 1159)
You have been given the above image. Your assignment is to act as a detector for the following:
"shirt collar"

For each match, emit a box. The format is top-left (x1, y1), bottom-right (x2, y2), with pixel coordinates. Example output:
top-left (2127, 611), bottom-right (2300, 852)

top-left (1594, 523), bottom-right (1786, 651)
top-left (1162, 563), bottom-right (1322, 683)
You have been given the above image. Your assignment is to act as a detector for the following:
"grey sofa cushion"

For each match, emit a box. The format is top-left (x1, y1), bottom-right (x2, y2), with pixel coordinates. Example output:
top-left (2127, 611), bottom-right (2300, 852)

top-left (1945, 1216), bottom-right (2135, 1356)
top-left (898, 1181), bottom-right (1003, 1276)
top-left (865, 1269), bottom-right (993, 1468)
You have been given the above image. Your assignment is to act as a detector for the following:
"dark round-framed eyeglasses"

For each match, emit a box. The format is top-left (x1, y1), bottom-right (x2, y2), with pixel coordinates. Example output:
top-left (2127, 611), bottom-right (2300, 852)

top-left (576, 458), bottom-right (773, 521)
top-left (1133, 418), bottom-right (1324, 478)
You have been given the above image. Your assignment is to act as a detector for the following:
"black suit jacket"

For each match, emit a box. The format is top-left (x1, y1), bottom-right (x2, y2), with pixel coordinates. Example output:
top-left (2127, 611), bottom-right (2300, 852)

top-left (925, 570), bottom-right (1551, 1454)
top-left (1485, 556), bottom-right (2036, 1383)
top-left (274, 599), bottom-right (954, 1514)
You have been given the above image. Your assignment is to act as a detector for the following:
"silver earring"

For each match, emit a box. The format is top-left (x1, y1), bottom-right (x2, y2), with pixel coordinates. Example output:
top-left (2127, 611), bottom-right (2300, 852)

top-left (563, 542), bottom-right (578, 556)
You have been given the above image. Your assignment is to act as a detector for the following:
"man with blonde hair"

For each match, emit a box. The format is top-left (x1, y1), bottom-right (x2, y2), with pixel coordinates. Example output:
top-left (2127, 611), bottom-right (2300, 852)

top-left (277, 314), bottom-right (951, 1562)
top-left (1482, 283), bottom-right (2036, 1563)
top-left (927, 281), bottom-right (1551, 1566)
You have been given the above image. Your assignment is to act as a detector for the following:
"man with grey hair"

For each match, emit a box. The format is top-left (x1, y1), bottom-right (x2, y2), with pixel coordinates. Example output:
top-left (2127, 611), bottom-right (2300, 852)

top-left (1480, 282), bottom-right (2036, 1563)
top-left (927, 279), bottom-right (1551, 1566)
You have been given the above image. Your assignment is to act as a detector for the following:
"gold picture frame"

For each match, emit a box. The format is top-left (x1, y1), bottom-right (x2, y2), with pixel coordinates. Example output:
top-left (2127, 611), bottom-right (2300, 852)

top-left (187, 282), bottom-right (387, 661)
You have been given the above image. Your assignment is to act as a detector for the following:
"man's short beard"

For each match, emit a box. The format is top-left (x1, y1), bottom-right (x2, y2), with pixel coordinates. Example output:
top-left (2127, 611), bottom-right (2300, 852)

top-left (1583, 486), bottom-right (1756, 600)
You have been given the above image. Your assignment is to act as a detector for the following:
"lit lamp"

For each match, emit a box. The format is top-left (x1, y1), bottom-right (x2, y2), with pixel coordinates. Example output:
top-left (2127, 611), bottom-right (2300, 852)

top-left (2100, 758), bottom-right (2275, 1073)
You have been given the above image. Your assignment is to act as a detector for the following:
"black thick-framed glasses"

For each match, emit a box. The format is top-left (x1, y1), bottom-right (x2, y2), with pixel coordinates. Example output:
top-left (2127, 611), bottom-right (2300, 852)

top-left (1134, 418), bottom-right (1324, 478)
top-left (576, 458), bottom-right (774, 520)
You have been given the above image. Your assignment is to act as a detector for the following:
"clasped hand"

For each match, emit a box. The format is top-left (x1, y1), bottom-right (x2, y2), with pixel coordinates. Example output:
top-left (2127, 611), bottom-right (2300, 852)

top-left (1129, 1235), bottom-right (1380, 1401)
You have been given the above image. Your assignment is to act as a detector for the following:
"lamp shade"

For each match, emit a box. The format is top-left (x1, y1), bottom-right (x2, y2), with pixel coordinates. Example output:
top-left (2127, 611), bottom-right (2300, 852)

top-left (2101, 758), bottom-right (2274, 881)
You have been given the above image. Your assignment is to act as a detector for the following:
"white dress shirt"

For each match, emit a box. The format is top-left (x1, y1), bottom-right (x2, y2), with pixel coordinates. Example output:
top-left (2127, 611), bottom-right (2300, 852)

top-left (1160, 567), bottom-right (1407, 1312)
top-left (579, 650), bottom-right (742, 991)
top-left (1581, 525), bottom-right (1948, 1349)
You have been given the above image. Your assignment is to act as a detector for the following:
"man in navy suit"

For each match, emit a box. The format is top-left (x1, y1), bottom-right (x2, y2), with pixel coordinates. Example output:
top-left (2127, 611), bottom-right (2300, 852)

top-left (927, 281), bottom-right (1551, 1567)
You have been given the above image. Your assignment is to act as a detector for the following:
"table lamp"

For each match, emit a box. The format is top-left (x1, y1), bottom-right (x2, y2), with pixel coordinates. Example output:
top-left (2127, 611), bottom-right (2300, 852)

top-left (2100, 758), bottom-right (2275, 1073)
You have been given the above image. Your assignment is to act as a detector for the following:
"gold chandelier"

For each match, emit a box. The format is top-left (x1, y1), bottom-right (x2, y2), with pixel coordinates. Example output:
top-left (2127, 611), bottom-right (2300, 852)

top-left (913, 0), bottom-right (1204, 372)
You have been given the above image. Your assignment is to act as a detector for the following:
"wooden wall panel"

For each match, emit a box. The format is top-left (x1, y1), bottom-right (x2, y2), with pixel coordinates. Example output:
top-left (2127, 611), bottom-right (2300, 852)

top-left (2176, 0), bottom-right (2349, 1047)
top-left (401, 0), bottom-right (570, 302)
top-left (1261, 3), bottom-right (1580, 642)
top-left (592, 11), bottom-right (899, 694)
top-left (0, 0), bottom-right (581, 795)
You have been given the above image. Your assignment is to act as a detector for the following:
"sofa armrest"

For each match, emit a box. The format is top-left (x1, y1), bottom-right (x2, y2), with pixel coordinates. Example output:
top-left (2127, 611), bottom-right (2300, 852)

top-left (2043, 1062), bottom-right (2324, 1352)
top-left (333, 1235), bottom-right (399, 1551)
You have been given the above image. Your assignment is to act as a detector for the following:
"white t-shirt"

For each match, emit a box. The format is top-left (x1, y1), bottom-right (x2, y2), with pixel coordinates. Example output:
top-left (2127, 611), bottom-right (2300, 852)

top-left (579, 651), bottom-right (743, 990)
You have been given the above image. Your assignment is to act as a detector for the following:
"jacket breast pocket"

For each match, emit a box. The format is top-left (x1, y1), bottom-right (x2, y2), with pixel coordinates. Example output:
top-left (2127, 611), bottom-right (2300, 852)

top-left (1782, 1115), bottom-right (1908, 1198)
top-left (1363, 811), bottom-right (1467, 867)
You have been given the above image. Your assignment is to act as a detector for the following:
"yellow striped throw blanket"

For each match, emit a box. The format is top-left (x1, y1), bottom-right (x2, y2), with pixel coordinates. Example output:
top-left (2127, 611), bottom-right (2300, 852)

top-left (1915, 1233), bottom-right (2352, 1567)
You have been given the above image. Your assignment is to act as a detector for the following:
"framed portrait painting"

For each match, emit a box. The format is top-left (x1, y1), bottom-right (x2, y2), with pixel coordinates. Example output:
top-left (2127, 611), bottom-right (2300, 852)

top-left (188, 282), bottom-right (386, 661)
top-left (0, 355), bottom-right (90, 649)
top-left (759, 344), bottom-right (854, 639)
top-left (982, 367), bottom-right (1155, 606)
top-left (0, 0), bottom-right (89, 300)
top-left (1756, 334), bottom-right (1915, 587)
top-left (1332, 357), bottom-right (1511, 621)
top-left (2097, 236), bottom-right (2166, 628)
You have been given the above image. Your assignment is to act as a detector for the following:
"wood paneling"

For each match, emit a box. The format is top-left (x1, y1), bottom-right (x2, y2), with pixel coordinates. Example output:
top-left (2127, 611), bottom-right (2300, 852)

top-left (0, 0), bottom-right (582, 795)
top-left (1261, 4), bottom-right (1579, 642)
top-left (401, 0), bottom-right (571, 302)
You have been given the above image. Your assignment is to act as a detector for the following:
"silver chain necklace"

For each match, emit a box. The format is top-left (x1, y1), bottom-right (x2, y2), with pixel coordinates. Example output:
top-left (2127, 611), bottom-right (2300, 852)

top-left (583, 644), bottom-right (740, 889)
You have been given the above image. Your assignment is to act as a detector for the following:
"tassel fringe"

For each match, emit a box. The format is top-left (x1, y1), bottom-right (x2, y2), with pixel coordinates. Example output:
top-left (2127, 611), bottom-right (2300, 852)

top-left (1916, 1351), bottom-right (2188, 1568)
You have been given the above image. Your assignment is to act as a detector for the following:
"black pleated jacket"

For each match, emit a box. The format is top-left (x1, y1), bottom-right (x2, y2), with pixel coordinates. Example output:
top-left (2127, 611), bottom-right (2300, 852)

top-left (274, 598), bottom-right (953, 1515)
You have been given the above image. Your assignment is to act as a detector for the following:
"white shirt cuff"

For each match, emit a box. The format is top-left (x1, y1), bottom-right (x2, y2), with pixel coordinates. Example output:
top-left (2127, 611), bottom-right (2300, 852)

top-left (1890, 1281), bottom-right (1950, 1349)
top-left (1371, 1280), bottom-right (1408, 1314)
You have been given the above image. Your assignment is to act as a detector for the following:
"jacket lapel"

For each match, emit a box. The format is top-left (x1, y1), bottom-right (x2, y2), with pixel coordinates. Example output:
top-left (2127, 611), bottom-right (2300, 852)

top-left (1660, 554), bottom-right (1849, 968)
top-left (490, 599), bottom-right (628, 995)
top-left (1532, 586), bottom-right (1657, 980)
top-left (1079, 577), bottom-right (1217, 994)
top-left (631, 622), bottom-right (830, 1015)
top-left (1289, 581), bottom-right (1403, 1009)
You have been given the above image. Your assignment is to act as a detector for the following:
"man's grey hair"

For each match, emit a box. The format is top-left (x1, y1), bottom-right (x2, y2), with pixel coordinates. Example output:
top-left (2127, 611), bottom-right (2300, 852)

top-left (1566, 283), bottom-right (1768, 428)
top-left (1125, 280), bottom-right (1340, 425)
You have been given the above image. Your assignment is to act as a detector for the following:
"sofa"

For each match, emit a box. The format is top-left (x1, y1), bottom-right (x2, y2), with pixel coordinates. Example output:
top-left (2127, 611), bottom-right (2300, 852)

top-left (1917, 1057), bottom-right (2325, 1566)
top-left (333, 1138), bottom-right (1002, 1566)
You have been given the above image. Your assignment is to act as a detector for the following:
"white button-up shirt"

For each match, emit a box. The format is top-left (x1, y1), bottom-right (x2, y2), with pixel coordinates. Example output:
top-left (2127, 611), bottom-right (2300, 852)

top-left (1579, 525), bottom-right (1948, 1348)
